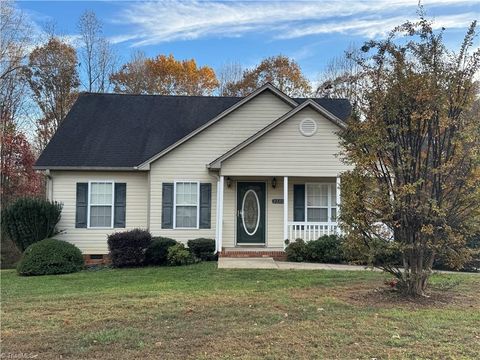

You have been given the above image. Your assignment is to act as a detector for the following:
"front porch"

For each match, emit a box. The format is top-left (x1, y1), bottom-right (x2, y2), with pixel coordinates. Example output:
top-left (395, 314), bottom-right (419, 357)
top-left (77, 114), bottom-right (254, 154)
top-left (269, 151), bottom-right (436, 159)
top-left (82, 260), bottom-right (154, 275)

top-left (214, 175), bottom-right (341, 255)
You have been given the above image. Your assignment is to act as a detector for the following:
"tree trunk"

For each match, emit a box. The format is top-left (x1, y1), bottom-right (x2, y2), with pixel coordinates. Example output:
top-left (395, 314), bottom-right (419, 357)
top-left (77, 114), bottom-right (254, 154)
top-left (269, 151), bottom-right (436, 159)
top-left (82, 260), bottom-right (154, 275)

top-left (404, 266), bottom-right (429, 297)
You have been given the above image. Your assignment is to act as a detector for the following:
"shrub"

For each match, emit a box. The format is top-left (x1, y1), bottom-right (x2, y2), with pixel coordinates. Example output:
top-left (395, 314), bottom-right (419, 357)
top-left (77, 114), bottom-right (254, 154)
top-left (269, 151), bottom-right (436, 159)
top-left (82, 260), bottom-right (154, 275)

top-left (343, 237), bottom-right (402, 266)
top-left (187, 238), bottom-right (216, 261)
top-left (17, 239), bottom-right (83, 276)
top-left (285, 239), bottom-right (308, 262)
top-left (2, 197), bottom-right (63, 251)
top-left (107, 229), bottom-right (151, 267)
top-left (434, 234), bottom-right (480, 272)
top-left (145, 237), bottom-right (178, 265)
top-left (306, 235), bottom-right (345, 263)
top-left (167, 243), bottom-right (195, 266)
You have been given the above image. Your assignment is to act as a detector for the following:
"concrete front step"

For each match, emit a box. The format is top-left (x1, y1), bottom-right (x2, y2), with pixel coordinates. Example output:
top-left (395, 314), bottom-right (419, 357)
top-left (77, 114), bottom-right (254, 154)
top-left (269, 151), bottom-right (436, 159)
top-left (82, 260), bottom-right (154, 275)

top-left (220, 247), bottom-right (286, 260)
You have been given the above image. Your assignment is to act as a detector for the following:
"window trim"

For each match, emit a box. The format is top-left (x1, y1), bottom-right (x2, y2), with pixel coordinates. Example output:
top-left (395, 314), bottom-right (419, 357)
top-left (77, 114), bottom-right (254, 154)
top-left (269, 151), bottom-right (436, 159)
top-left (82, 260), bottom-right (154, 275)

top-left (87, 180), bottom-right (115, 229)
top-left (173, 181), bottom-right (200, 229)
top-left (305, 182), bottom-right (337, 223)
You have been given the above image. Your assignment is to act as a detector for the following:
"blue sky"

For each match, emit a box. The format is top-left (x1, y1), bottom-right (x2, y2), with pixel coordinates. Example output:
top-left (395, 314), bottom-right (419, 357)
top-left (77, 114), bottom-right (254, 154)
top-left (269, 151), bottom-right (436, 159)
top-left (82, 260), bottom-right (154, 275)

top-left (17, 0), bottom-right (480, 83)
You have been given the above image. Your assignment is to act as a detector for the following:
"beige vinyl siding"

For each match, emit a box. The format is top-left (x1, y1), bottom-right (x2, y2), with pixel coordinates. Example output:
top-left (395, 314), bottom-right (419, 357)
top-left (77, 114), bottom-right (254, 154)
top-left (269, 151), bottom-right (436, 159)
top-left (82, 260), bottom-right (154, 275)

top-left (220, 107), bottom-right (352, 177)
top-left (149, 91), bottom-right (293, 243)
top-left (49, 171), bottom-right (148, 253)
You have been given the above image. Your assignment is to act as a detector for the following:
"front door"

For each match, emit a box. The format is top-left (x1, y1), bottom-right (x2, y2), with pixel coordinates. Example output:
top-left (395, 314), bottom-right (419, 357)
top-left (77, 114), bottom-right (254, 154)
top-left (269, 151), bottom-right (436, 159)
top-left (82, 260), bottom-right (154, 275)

top-left (236, 182), bottom-right (266, 244)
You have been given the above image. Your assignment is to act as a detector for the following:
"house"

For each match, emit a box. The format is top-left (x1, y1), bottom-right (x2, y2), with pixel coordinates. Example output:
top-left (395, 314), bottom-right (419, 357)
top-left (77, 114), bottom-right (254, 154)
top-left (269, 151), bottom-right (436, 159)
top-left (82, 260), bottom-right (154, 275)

top-left (35, 83), bottom-right (352, 262)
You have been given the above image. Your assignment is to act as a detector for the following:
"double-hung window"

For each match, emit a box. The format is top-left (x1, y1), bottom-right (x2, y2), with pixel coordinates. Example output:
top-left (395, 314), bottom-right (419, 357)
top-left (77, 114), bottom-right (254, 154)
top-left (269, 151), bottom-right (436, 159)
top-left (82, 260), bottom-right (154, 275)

top-left (174, 182), bottom-right (199, 228)
top-left (88, 181), bottom-right (114, 228)
top-left (306, 183), bottom-right (337, 223)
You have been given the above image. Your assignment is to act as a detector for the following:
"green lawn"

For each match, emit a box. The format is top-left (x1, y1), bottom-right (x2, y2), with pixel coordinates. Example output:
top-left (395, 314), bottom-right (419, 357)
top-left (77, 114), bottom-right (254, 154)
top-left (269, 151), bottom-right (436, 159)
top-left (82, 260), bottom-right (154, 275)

top-left (1, 263), bottom-right (479, 359)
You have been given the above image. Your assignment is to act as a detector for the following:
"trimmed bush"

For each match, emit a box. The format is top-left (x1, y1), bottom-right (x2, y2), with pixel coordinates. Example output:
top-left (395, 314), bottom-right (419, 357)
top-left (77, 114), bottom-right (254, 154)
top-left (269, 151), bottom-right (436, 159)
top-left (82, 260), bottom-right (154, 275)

top-left (285, 239), bottom-right (308, 262)
top-left (107, 229), bottom-right (151, 267)
top-left (167, 243), bottom-right (195, 266)
top-left (145, 237), bottom-right (178, 265)
top-left (187, 238), bottom-right (216, 261)
top-left (17, 239), bottom-right (83, 276)
top-left (2, 197), bottom-right (63, 251)
top-left (306, 235), bottom-right (345, 263)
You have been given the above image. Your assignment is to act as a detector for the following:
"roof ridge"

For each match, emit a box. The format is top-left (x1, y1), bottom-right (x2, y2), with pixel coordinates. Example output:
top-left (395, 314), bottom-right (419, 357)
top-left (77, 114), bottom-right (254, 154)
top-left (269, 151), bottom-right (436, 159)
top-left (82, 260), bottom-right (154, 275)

top-left (80, 92), bottom-right (243, 99)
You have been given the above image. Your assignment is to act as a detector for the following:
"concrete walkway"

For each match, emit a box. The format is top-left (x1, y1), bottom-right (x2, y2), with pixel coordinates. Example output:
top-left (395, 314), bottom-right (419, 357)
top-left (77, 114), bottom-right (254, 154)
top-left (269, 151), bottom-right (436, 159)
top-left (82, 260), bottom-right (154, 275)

top-left (218, 257), bottom-right (378, 271)
top-left (217, 258), bottom-right (478, 274)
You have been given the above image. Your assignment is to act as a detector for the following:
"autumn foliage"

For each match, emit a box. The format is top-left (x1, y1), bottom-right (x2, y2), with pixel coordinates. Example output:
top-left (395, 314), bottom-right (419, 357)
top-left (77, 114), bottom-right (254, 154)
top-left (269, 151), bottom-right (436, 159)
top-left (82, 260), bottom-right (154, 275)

top-left (223, 55), bottom-right (312, 97)
top-left (339, 16), bottom-right (480, 296)
top-left (25, 37), bottom-right (79, 150)
top-left (0, 117), bottom-right (42, 206)
top-left (110, 53), bottom-right (218, 95)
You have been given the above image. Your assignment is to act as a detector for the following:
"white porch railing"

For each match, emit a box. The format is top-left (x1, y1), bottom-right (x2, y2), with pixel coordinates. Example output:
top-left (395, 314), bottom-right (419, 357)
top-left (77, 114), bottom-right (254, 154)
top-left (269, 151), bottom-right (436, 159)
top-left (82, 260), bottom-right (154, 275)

top-left (288, 222), bottom-right (340, 242)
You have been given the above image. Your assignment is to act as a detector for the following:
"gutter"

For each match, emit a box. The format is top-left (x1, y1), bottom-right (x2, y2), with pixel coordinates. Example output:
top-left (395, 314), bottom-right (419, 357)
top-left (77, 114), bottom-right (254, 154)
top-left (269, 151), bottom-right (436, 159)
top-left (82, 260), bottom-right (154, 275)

top-left (33, 166), bottom-right (144, 171)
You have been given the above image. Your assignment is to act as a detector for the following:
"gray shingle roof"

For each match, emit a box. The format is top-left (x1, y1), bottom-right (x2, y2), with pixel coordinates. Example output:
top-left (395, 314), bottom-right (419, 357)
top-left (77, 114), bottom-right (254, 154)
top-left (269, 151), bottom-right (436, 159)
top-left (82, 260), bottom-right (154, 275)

top-left (35, 92), bottom-right (351, 169)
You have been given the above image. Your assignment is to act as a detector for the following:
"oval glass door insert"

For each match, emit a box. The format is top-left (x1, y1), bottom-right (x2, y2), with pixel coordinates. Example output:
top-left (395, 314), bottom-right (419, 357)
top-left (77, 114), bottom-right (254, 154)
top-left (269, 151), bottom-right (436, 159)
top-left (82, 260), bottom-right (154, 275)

top-left (242, 189), bottom-right (260, 236)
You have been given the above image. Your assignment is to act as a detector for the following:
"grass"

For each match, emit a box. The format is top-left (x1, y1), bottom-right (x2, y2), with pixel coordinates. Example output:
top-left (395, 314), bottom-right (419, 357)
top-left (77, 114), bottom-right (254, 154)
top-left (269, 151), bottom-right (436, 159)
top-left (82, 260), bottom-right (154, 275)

top-left (1, 263), bottom-right (479, 359)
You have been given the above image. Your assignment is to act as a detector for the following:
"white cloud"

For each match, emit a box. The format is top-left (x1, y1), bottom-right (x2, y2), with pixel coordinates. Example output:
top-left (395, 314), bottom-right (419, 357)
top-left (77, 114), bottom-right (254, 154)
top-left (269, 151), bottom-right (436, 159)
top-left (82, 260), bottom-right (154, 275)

top-left (278, 12), bottom-right (479, 39)
top-left (112, 0), bottom-right (478, 46)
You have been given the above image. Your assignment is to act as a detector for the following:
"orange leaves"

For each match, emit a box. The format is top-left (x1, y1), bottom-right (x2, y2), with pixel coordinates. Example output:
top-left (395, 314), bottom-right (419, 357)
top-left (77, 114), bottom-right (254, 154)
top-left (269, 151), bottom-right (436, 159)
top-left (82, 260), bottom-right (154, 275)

top-left (111, 53), bottom-right (218, 95)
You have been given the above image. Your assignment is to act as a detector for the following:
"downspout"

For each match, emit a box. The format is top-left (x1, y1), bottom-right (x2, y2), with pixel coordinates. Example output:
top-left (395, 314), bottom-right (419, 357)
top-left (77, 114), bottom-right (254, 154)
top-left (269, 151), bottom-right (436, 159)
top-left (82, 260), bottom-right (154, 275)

top-left (45, 169), bottom-right (53, 201)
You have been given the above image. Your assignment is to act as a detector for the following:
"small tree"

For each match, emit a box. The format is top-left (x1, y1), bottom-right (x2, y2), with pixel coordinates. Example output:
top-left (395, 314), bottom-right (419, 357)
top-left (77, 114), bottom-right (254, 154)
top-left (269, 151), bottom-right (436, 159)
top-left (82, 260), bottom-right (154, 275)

top-left (339, 15), bottom-right (480, 296)
top-left (2, 198), bottom-right (63, 251)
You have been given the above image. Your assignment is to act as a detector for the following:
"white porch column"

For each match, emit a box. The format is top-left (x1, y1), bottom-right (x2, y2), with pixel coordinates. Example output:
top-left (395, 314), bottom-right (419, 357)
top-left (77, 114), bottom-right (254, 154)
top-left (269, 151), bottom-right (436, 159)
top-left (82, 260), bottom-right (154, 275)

top-left (217, 176), bottom-right (225, 253)
top-left (215, 180), bottom-right (220, 252)
top-left (283, 176), bottom-right (289, 243)
top-left (336, 175), bottom-right (341, 233)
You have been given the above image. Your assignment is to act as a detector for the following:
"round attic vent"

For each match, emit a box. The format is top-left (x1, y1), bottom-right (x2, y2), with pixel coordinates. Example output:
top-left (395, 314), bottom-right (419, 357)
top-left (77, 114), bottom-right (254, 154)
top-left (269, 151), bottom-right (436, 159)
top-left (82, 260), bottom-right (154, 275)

top-left (299, 118), bottom-right (317, 137)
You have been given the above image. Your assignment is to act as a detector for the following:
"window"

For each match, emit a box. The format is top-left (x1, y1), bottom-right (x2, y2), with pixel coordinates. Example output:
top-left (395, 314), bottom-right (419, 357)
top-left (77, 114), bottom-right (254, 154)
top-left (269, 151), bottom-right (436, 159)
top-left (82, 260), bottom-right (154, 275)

top-left (88, 181), bottom-right (114, 228)
top-left (306, 183), bottom-right (337, 223)
top-left (174, 182), bottom-right (199, 228)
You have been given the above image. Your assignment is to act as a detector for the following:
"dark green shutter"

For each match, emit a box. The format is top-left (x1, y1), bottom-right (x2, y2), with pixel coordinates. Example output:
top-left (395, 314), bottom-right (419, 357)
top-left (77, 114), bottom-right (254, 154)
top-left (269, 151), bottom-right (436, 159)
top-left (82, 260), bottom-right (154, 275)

top-left (162, 183), bottom-right (174, 229)
top-left (199, 183), bottom-right (212, 229)
top-left (293, 184), bottom-right (305, 221)
top-left (114, 183), bottom-right (126, 228)
top-left (75, 183), bottom-right (88, 228)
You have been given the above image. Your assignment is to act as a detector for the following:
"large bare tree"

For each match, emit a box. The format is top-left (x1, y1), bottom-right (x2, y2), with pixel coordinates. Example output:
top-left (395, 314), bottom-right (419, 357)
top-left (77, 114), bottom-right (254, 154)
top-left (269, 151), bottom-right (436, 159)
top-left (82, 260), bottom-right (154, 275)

top-left (0, 1), bottom-right (31, 124)
top-left (316, 44), bottom-right (363, 108)
top-left (78, 10), bottom-right (116, 92)
top-left (218, 61), bottom-right (243, 96)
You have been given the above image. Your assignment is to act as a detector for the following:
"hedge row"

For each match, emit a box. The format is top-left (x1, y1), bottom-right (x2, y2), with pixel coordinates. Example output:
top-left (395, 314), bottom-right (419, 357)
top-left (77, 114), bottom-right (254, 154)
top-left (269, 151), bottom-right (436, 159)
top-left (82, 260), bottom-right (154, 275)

top-left (107, 229), bottom-right (216, 267)
top-left (285, 235), bottom-right (346, 263)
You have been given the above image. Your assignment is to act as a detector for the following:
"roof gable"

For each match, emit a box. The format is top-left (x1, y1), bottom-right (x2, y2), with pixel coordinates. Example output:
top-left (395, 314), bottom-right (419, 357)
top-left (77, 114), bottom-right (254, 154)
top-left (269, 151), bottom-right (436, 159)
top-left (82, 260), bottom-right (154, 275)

top-left (136, 83), bottom-right (298, 169)
top-left (208, 100), bottom-right (347, 170)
